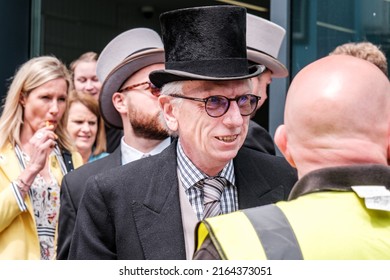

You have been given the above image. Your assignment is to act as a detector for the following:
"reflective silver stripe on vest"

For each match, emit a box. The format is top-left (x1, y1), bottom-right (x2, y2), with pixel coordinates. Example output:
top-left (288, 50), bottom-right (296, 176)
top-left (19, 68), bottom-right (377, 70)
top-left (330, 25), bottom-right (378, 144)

top-left (243, 205), bottom-right (303, 260)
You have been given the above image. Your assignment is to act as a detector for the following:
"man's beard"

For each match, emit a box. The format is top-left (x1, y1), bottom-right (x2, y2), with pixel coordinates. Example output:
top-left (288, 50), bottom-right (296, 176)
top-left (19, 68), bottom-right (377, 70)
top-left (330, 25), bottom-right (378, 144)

top-left (128, 108), bottom-right (169, 140)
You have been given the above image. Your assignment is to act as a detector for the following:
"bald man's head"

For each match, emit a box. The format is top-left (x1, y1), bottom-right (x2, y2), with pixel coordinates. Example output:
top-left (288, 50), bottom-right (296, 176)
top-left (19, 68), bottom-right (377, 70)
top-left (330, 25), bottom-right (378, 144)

top-left (275, 55), bottom-right (390, 177)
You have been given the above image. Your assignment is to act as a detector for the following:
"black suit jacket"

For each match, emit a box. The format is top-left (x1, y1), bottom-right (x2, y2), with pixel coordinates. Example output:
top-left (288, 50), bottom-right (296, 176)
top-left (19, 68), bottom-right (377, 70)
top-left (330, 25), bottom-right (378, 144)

top-left (68, 140), bottom-right (297, 260)
top-left (243, 120), bottom-right (276, 155)
top-left (57, 147), bottom-right (122, 259)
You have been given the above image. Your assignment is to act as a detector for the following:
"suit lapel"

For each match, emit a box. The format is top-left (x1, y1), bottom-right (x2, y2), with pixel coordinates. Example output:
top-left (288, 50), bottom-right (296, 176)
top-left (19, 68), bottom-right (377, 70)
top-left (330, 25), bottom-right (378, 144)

top-left (105, 146), bottom-right (122, 167)
top-left (234, 148), bottom-right (283, 209)
top-left (132, 143), bottom-right (186, 260)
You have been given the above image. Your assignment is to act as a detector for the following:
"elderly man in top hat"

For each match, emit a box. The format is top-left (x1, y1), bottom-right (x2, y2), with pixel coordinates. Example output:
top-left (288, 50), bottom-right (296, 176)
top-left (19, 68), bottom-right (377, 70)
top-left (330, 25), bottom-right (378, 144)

top-left (68, 5), bottom-right (297, 260)
top-left (244, 13), bottom-right (289, 155)
top-left (193, 55), bottom-right (390, 260)
top-left (57, 28), bottom-right (171, 259)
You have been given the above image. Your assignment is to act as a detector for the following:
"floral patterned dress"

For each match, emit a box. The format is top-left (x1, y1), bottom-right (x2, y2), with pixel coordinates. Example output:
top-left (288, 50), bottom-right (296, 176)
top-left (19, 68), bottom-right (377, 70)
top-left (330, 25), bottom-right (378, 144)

top-left (22, 152), bottom-right (61, 260)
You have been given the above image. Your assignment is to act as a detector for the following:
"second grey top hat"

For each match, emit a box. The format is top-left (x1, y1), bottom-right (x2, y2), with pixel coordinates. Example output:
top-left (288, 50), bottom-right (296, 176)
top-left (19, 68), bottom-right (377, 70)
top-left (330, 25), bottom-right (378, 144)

top-left (97, 28), bottom-right (164, 128)
top-left (246, 14), bottom-right (288, 77)
top-left (150, 5), bottom-right (264, 88)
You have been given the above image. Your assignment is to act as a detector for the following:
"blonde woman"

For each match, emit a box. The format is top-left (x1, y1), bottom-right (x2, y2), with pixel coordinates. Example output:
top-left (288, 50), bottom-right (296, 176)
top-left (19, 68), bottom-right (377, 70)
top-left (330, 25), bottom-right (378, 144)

top-left (66, 91), bottom-right (108, 163)
top-left (0, 56), bottom-right (83, 259)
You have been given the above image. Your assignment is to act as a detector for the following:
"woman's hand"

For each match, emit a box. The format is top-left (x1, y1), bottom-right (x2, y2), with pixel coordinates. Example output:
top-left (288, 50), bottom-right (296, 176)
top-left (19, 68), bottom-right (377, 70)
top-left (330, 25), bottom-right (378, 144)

top-left (27, 124), bottom-right (58, 173)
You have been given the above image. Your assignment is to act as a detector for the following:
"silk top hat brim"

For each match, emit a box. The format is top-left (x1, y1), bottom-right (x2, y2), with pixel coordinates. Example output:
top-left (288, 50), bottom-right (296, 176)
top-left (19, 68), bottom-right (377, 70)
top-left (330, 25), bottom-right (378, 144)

top-left (100, 49), bottom-right (164, 129)
top-left (246, 13), bottom-right (288, 78)
top-left (149, 5), bottom-right (264, 88)
top-left (150, 65), bottom-right (264, 88)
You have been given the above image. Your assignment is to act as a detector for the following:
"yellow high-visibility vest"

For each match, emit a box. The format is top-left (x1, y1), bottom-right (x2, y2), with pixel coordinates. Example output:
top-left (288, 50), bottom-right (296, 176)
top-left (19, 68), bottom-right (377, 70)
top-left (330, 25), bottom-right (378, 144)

top-left (196, 192), bottom-right (390, 260)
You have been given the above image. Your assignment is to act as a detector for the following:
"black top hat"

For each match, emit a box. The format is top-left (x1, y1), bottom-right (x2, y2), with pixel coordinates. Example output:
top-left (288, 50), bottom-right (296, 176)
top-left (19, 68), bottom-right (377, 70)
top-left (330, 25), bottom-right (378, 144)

top-left (149, 5), bottom-right (264, 88)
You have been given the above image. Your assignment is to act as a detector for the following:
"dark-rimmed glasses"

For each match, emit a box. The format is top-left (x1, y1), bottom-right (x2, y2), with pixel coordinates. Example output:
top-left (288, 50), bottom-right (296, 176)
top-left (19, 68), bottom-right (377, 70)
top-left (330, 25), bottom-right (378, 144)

top-left (118, 81), bottom-right (160, 97)
top-left (170, 94), bottom-right (260, 118)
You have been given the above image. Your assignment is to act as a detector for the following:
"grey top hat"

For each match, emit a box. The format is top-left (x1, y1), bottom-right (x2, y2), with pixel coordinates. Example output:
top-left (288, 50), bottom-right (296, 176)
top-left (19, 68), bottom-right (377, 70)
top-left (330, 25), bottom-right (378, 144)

top-left (246, 13), bottom-right (288, 78)
top-left (149, 6), bottom-right (264, 88)
top-left (97, 28), bottom-right (164, 128)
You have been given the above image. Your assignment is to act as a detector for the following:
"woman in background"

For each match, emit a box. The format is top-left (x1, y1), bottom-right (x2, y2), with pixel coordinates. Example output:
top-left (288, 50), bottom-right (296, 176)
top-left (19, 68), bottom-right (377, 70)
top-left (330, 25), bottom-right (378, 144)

top-left (0, 56), bottom-right (83, 260)
top-left (69, 51), bottom-right (101, 100)
top-left (70, 51), bottom-right (122, 153)
top-left (66, 91), bottom-right (108, 163)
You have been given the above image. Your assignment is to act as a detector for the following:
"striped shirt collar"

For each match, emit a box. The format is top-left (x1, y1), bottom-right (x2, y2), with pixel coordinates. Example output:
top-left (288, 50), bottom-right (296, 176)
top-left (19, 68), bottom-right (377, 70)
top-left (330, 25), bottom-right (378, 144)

top-left (177, 139), bottom-right (235, 190)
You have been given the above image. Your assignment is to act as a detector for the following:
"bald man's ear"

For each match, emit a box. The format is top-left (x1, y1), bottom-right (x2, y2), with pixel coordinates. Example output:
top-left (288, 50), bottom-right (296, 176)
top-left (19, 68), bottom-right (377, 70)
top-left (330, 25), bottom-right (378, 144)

top-left (274, 125), bottom-right (296, 168)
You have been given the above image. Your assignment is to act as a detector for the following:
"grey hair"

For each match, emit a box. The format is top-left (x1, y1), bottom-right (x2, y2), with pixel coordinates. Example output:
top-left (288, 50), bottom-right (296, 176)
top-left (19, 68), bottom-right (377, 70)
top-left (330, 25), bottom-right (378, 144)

top-left (160, 81), bottom-right (184, 96)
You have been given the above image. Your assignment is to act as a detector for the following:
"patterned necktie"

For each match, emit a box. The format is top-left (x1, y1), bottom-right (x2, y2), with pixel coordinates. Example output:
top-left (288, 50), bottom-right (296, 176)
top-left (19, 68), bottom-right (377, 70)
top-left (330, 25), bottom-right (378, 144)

top-left (201, 176), bottom-right (227, 219)
top-left (141, 153), bottom-right (151, 158)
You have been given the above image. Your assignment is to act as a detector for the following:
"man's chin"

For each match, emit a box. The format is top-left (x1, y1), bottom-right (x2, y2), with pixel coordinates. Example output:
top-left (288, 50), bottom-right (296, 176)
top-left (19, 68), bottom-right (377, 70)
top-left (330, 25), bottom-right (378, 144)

top-left (134, 129), bottom-right (170, 140)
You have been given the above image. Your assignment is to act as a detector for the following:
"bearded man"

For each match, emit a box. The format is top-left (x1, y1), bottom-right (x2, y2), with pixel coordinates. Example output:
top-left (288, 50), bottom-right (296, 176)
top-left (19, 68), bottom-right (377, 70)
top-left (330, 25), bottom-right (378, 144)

top-left (57, 28), bottom-right (171, 259)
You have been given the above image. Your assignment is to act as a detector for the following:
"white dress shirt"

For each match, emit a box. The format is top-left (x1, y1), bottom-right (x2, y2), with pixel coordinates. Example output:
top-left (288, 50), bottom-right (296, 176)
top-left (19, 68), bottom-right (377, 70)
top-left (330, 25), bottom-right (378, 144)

top-left (120, 137), bottom-right (171, 165)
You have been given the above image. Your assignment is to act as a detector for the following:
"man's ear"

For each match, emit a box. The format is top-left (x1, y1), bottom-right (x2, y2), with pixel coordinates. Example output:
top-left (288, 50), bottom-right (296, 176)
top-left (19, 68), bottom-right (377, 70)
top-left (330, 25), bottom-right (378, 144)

top-left (274, 124), bottom-right (296, 168)
top-left (159, 95), bottom-right (178, 132)
top-left (112, 92), bottom-right (127, 114)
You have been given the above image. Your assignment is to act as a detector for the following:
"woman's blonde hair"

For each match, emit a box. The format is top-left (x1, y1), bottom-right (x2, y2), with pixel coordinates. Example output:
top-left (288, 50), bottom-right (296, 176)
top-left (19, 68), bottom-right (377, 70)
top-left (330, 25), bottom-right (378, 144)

top-left (69, 52), bottom-right (98, 72)
top-left (0, 55), bottom-right (75, 151)
top-left (66, 90), bottom-right (107, 155)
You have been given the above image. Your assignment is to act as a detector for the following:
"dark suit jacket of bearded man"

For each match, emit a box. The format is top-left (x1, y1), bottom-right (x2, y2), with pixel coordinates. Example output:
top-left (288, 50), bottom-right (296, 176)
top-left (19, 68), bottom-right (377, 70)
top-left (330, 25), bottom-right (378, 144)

top-left (68, 139), bottom-right (297, 260)
top-left (57, 147), bottom-right (122, 259)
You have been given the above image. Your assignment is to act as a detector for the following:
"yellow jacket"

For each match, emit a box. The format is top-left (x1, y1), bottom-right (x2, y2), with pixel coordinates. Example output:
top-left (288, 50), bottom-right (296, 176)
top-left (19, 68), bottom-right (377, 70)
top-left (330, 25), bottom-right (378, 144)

top-left (0, 142), bottom-right (83, 259)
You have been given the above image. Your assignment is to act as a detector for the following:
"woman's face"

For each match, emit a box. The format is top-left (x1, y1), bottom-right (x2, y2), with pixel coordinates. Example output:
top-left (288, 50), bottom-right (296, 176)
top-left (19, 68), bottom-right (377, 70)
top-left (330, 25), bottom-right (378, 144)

top-left (66, 101), bottom-right (98, 154)
top-left (20, 78), bottom-right (68, 132)
top-left (73, 61), bottom-right (101, 100)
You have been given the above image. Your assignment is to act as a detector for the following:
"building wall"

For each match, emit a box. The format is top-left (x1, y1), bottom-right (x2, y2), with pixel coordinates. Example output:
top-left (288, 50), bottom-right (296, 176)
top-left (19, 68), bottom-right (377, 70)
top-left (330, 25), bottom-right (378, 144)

top-left (0, 0), bottom-right (30, 102)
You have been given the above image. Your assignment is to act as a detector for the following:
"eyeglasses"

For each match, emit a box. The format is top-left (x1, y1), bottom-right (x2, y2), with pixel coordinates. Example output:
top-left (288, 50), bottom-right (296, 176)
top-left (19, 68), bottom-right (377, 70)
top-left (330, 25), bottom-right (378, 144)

top-left (170, 94), bottom-right (260, 118)
top-left (118, 81), bottom-right (161, 97)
